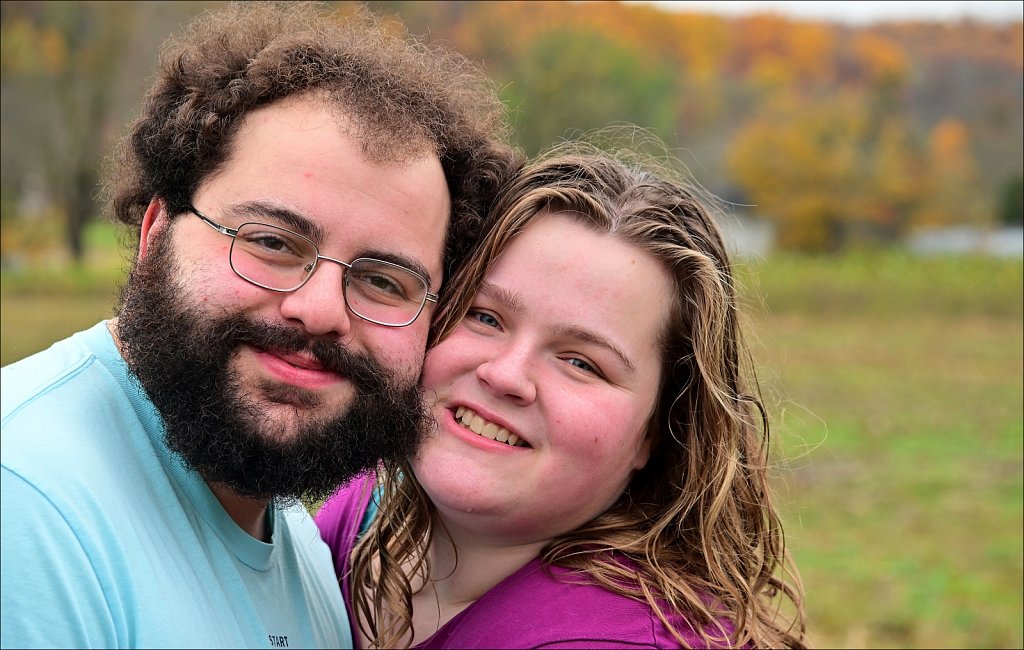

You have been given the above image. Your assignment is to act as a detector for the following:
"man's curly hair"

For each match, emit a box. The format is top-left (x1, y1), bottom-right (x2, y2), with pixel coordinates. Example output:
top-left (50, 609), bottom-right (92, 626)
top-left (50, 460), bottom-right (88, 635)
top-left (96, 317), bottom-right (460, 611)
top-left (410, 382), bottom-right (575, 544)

top-left (105, 2), bottom-right (520, 296)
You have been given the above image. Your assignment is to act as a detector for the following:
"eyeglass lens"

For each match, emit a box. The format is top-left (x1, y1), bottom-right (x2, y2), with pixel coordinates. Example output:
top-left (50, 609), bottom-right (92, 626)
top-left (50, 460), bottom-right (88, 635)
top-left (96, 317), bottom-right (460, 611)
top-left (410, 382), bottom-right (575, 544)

top-left (229, 222), bottom-right (428, 326)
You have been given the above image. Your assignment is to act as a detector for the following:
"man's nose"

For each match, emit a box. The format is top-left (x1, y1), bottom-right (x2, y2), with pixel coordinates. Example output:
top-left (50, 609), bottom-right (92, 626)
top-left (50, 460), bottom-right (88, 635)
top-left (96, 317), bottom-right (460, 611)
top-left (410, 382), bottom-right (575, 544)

top-left (277, 260), bottom-right (354, 338)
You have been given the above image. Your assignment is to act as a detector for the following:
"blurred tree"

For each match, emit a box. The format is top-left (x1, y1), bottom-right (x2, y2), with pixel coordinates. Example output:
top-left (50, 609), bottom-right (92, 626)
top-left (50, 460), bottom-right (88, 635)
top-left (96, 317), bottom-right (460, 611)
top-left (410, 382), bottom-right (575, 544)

top-left (913, 119), bottom-right (988, 228)
top-left (1, 1), bottom-right (218, 263)
top-left (2, 0), bottom-right (1019, 260)
top-left (998, 175), bottom-right (1024, 225)
top-left (727, 15), bottom-right (836, 87)
top-left (865, 119), bottom-right (925, 238)
top-left (728, 97), bottom-right (992, 250)
top-left (365, 2), bottom-right (1021, 247)
top-left (1, 1), bottom-right (136, 262)
top-left (499, 27), bottom-right (678, 156)
top-left (851, 32), bottom-right (909, 87)
top-left (726, 94), bottom-right (873, 251)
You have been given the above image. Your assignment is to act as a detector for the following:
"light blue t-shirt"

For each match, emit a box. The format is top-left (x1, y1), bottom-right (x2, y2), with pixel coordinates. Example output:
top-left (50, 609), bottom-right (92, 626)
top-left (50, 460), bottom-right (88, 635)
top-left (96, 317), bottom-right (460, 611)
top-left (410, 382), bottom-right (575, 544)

top-left (0, 322), bottom-right (352, 649)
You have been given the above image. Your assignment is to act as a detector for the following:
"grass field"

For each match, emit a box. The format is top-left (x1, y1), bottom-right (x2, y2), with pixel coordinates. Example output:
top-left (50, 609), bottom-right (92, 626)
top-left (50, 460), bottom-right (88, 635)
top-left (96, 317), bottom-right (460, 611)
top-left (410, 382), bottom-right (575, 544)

top-left (740, 253), bottom-right (1023, 648)
top-left (2, 228), bottom-right (1021, 648)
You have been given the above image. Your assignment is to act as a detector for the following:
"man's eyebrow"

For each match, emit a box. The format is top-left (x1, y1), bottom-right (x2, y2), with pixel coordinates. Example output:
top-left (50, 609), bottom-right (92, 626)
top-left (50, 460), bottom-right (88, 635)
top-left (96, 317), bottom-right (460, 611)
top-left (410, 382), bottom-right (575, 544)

top-left (478, 281), bottom-right (525, 314)
top-left (553, 324), bottom-right (637, 375)
top-left (356, 249), bottom-right (434, 287)
top-left (226, 201), bottom-right (434, 285)
top-left (228, 202), bottom-right (328, 243)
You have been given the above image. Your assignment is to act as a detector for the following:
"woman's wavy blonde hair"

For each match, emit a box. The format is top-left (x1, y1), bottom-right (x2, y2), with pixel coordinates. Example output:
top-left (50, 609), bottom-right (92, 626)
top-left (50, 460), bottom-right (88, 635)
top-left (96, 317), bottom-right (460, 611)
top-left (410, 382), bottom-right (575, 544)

top-left (351, 139), bottom-right (806, 649)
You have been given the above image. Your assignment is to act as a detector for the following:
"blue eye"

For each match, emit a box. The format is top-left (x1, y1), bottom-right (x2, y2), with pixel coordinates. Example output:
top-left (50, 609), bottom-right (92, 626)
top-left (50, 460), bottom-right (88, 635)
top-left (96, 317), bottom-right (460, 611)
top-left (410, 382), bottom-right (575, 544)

top-left (468, 310), bottom-right (501, 329)
top-left (566, 357), bottom-right (597, 374)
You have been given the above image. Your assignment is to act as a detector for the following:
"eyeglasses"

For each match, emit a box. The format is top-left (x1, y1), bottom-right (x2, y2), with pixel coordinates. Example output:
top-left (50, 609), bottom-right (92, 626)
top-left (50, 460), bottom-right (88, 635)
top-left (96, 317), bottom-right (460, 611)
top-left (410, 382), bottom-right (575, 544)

top-left (189, 206), bottom-right (437, 327)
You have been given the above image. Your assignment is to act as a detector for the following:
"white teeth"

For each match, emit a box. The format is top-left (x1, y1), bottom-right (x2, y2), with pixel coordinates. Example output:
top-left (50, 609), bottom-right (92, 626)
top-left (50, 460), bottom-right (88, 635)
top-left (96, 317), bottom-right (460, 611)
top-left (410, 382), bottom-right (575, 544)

top-left (469, 415), bottom-right (485, 434)
top-left (452, 406), bottom-right (524, 447)
top-left (481, 422), bottom-right (499, 440)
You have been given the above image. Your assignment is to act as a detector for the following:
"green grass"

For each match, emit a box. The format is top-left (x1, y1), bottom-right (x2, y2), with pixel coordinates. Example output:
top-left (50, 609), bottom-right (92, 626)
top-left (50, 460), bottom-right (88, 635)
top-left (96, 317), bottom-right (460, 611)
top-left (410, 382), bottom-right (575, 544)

top-left (1, 221), bottom-right (128, 365)
top-left (761, 310), bottom-right (1022, 648)
top-left (2, 241), bottom-right (1021, 649)
top-left (736, 251), bottom-right (1023, 320)
top-left (742, 255), bottom-right (1024, 648)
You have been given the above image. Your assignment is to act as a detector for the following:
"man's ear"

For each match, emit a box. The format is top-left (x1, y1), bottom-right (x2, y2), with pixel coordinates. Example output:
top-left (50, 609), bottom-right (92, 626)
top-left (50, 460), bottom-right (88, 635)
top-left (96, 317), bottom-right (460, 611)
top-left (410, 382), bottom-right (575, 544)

top-left (138, 198), bottom-right (167, 261)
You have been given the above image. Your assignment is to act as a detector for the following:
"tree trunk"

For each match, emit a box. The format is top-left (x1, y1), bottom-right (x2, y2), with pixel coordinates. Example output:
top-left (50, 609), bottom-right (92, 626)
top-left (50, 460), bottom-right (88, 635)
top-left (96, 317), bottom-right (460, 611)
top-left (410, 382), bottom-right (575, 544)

top-left (66, 166), bottom-right (97, 264)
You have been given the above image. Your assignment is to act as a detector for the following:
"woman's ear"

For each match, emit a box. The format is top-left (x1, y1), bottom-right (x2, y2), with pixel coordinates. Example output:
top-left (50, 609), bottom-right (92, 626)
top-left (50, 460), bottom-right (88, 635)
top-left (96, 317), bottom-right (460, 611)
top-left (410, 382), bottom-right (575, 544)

top-left (633, 432), bottom-right (654, 471)
top-left (138, 198), bottom-right (167, 261)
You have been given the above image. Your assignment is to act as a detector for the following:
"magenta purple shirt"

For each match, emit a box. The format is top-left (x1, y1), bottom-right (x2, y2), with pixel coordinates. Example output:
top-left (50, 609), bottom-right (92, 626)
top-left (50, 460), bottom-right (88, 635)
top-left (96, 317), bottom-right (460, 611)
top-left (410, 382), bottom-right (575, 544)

top-left (315, 474), bottom-right (727, 649)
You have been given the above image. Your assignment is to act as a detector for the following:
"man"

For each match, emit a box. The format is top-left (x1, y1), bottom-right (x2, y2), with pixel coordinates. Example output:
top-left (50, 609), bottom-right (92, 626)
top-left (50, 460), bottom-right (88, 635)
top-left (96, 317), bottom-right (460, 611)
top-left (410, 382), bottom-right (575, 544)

top-left (0, 3), bottom-right (517, 648)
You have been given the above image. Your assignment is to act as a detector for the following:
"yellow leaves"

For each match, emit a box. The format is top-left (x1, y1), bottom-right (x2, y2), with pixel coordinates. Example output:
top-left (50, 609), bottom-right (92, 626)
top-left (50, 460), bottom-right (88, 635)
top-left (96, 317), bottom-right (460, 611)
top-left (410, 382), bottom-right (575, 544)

top-left (749, 55), bottom-right (795, 90)
top-left (1, 17), bottom-right (67, 75)
top-left (928, 119), bottom-right (972, 169)
top-left (448, 1), bottom-right (569, 62)
top-left (728, 94), bottom-right (934, 250)
top-left (915, 119), bottom-right (986, 227)
top-left (788, 22), bottom-right (836, 83)
top-left (852, 33), bottom-right (909, 85)
top-left (729, 96), bottom-right (864, 187)
top-left (728, 94), bottom-right (992, 249)
top-left (668, 12), bottom-right (730, 79)
top-left (730, 16), bottom-right (837, 86)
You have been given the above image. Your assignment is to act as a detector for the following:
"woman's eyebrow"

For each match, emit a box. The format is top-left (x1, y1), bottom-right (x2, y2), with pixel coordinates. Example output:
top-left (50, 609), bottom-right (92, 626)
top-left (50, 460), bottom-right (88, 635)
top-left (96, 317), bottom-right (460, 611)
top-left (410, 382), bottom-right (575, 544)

top-left (478, 281), bottom-right (525, 314)
top-left (552, 324), bottom-right (637, 375)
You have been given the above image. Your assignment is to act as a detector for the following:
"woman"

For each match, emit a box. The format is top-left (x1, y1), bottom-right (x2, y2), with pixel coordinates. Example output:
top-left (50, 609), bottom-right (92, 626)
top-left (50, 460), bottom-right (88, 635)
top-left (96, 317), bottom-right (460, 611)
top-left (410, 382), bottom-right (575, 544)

top-left (317, 143), bottom-right (806, 648)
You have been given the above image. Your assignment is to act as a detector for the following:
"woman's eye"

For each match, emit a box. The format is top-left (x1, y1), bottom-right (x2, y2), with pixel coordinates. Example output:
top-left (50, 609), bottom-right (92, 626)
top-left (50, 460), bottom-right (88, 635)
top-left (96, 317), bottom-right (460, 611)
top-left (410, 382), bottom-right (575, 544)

top-left (468, 309), bottom-right (501, 329)
top-left (566, 357), bottom-right (598, 375)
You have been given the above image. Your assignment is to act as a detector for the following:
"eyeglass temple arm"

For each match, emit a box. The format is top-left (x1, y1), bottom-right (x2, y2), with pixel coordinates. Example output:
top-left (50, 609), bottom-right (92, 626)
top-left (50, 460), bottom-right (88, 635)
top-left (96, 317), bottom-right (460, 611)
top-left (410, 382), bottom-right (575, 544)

top-left (189, 206), bottom-right (238, 237)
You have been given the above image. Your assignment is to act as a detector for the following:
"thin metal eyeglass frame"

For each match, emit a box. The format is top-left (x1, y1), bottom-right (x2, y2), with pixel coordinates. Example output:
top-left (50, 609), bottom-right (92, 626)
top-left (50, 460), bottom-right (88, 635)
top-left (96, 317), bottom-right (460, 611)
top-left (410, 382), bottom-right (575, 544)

top-left (187, 205), bottom-right (437, 328)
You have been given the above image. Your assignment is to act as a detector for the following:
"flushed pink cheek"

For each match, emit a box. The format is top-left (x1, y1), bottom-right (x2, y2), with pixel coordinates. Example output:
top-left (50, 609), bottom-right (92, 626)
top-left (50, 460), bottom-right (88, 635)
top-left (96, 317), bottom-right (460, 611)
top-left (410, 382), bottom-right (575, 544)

top-left (561, 415), bottom-right (639, 457)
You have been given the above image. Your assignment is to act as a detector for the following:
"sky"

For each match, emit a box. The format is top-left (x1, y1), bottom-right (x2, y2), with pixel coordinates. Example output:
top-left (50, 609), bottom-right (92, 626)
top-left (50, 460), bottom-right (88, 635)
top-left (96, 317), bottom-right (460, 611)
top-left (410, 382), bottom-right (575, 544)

top-left (634, 1), bottom-right (1024, 25)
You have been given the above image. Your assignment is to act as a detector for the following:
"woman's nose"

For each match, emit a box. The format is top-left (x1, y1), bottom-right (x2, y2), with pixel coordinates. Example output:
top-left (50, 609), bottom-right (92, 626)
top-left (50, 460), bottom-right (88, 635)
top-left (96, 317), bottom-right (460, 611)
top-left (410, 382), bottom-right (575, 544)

top-left (475, 343), bottom-right (537, 406)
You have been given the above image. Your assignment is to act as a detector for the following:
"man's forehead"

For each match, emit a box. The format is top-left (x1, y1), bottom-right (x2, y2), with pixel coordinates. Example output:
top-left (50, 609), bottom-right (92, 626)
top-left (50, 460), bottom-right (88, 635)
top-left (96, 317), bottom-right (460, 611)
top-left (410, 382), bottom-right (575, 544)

top-left (198, 100), bottom-right (450, 283)
top-left (305, 92), bottom-right (441, 166)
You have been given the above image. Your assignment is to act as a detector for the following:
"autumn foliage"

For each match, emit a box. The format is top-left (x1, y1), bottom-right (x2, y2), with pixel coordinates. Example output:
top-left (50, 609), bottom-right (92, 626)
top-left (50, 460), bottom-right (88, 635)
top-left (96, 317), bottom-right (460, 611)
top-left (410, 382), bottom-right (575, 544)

top-left (381, 1), bottom-right (1021, 251)
top-left (2, 1), bottom-right (1022, 253)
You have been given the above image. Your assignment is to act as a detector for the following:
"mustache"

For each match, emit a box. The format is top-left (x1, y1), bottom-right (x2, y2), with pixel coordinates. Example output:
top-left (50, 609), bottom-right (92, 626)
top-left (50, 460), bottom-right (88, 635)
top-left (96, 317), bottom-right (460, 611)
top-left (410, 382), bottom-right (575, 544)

top-left (115, 231), bottom-right (429, 501)
top-left (217, 317), bottom-right (387, 392)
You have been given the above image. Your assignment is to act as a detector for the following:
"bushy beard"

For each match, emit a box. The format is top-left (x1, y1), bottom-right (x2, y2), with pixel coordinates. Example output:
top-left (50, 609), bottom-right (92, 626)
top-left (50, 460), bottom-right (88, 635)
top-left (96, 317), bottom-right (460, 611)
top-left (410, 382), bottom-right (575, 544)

top-left (116, 232), bottom-right (429, 503)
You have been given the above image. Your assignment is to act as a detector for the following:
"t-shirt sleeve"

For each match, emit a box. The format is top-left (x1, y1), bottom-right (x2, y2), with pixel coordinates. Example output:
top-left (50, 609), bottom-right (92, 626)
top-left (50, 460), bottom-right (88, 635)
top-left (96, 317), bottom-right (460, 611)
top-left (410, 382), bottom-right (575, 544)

top-left (1, 466), bottom-right (118, 649)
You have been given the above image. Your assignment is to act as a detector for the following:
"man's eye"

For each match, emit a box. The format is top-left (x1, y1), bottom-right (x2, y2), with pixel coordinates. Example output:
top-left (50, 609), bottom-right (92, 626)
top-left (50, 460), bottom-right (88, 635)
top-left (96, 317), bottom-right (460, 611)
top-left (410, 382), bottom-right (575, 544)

top-left (251, 235), bottom-right (290, 252)
top-left (239, 232), bottom-right (306, 259)
top-left (351, 271), bottom-right (407, 298)
top-left (369, 274), bottom-right (403, 295)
